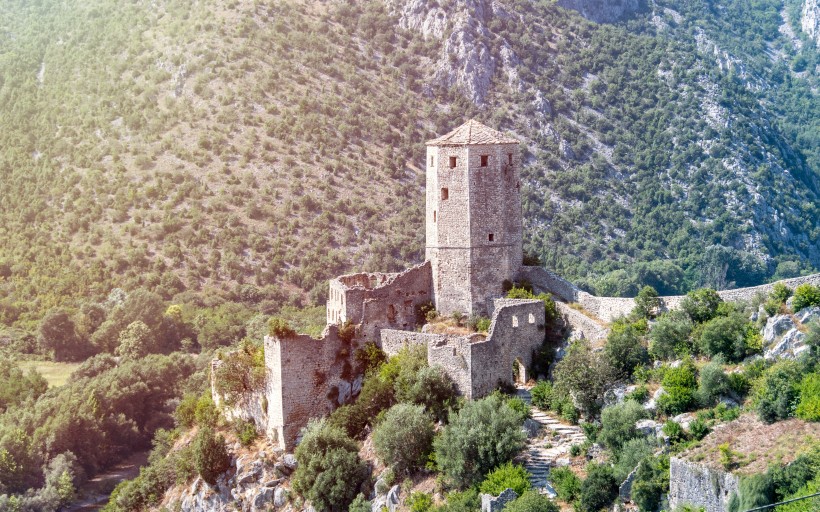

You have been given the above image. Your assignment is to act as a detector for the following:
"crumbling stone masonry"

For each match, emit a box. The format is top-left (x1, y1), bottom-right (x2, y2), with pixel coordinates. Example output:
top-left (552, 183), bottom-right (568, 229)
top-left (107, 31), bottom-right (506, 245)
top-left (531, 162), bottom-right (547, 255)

top-left (381, 299), bottom-right (546, 399)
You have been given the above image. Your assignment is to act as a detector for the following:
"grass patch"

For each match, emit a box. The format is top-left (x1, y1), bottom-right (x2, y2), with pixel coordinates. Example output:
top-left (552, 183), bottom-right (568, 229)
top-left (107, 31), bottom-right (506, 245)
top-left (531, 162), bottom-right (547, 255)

top-left (18, 360), bottom-right (81, 387)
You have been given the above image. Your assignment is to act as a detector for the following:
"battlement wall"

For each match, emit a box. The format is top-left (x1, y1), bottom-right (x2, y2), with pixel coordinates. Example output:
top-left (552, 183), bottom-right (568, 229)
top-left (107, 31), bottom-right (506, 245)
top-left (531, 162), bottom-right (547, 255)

top-left (327, 262), bottom-right (433, 339)
top-left (263, 326), bottom-right (363, 450)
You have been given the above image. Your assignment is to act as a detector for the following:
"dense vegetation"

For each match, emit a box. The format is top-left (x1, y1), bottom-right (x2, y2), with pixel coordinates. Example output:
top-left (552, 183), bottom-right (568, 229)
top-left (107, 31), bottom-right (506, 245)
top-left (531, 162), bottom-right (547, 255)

top-left (1, 0), bottom-right (819, 347)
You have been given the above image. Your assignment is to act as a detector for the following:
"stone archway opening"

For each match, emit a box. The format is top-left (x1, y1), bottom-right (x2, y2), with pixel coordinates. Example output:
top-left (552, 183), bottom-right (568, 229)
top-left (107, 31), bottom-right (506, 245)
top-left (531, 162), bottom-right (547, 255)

top-left (513, 358), bottom-right (527, 386)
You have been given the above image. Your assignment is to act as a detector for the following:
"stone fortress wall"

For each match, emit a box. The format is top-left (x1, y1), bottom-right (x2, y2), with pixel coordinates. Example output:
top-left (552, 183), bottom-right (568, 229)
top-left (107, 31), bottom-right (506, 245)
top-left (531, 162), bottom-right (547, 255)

top-left (522, 265), bottom-right (820, 324)
top-left (326, 262), bottom-right (433, 340)
top-left (668, 458), bottom-right (739, 512)
top-left (381, 298), bottom-right (546, 399)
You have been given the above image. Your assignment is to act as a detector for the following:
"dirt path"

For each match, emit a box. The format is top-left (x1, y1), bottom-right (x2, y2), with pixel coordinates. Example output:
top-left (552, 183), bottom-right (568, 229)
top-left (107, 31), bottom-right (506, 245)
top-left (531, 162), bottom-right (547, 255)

top-left (65, 450), bottom-right (150, 511)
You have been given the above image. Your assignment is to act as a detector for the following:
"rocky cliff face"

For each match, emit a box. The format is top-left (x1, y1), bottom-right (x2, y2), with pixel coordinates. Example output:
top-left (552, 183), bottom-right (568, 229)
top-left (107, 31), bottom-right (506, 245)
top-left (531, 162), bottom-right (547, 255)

top-left (556, 0), bottom-right (644, 23)
top-left (385, 0), bottom-right (522, 104)
top-left (803, 0), bottom-right (820, 44)
top-left (668, 458), bottom-right (739, 512)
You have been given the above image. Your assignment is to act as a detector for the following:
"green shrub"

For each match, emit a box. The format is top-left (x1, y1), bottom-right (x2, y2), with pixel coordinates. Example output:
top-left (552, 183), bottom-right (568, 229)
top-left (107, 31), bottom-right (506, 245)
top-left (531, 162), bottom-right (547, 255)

top-left (267, 317), bottom-right (296, 338)
top-left (349, 493), bottom-right (371, 512)
top-left (373, 403), bottom-right (434, 474)
top-left (530, 380), bottom-right (554, 410)
top-left (193, 426), bottom-right (231, 485)
top-left (553, 342), bottom-right (617, 416)
top-left (657, 359), bottom-right (698, 416)
top-left (408, 492), bottom-right (434, 512)
top-left (213, 338), bottom-right (266, 405)
top-left (631, 455), bottom-right (670, 512)
top-left (697, 359), bottom-right (729, 407)
top-left (755, 360), bottom-right (803, 423)
top-left (727, 474), bottom-right (774, 512)
top-left (438, 489), bottom-right (481, 512)
top-left (502, 490), bottom-right (559, 512)
top-left (505, 396), bottom-right (531, 419)
top-left (292, 419), bottom-right (368, 511)
top-left (614, 437), bottom-right (654, 482)
top-left (479, 462), bottom-right (532, 497)
top-left (649, 311), bottom-right (693, 360)
top-left (688, 417), bottom-right (710, 440)
top-left (770, 283), bottom-right (793, 304)
top-left (395, 364), bottom-right (457, 422)
top-left (604, 320), bottom-right (649, 378)
top-left (354, 342), bottom-right (387, 375)
top-left (328, 372), bottom-right (394, 438)
top-left (699, 313), bottom-right (756, 362)
top-left (624, 385), bottom-right (649, 404)
top-left (175, 393), bottom-right (199, 428)
top-left (795, 373), bottom-right (820, 421)
top-left (579, 464), bottom-right (618, 512)
top-left (793, 284), bottom-right (820, 312)
top-left (549, 466), bottom-right (582, 502)
top-left (634, 286), bottom-right (660, 319)
top-left (234, 419), bottom-right (258, 447)
top-left (681, 288), bottom-right (723, 324)
top-left (598, 400), bottom-right (646, 453)
top-left (662, 420), bottom-right (687, 445)
top-left (194, 392), bottom-right (220, 427)
top-left (434, 394), bottom-right (526, 488)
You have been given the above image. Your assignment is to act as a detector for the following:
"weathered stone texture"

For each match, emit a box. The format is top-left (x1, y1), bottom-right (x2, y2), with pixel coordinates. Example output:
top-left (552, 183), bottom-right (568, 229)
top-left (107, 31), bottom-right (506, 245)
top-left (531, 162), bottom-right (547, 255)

top-left (668, 457), bottom-right (739, 512)
top-left (211, 359), bottom-right (268, 432)
top-left (481, 488), bottom-right (518, 512)
top-left (426, 131), bottom-right (522, 316)
top-left (327, 262), bottom-right (433, 340)
top-left (382, 299), bottom-right (545, 399)
top-left (264, 325), bottom-right (363, 450)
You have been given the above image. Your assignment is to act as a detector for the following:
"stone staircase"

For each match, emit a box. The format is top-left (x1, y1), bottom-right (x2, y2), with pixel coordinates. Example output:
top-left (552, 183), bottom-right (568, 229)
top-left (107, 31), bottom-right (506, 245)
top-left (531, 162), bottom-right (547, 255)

top-left (516, 387), bottom-right (586, 494)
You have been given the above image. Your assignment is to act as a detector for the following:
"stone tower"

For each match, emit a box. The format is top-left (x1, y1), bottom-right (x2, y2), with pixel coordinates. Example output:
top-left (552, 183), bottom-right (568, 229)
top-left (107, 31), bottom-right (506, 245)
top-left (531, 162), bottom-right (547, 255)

top-left (425, 120), bottom-right (523, 316)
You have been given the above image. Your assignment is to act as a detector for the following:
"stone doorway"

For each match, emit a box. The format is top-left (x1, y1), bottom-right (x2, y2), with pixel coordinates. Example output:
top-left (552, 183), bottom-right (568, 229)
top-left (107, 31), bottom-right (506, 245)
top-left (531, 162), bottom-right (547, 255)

top-left (513, 358), bottom-right (527, 386)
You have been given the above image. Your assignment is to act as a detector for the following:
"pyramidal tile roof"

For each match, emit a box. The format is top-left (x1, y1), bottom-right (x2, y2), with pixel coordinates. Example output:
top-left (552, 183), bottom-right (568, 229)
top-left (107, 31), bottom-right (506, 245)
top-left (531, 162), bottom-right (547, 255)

top-left (426, 119), bottom-right (520, 146)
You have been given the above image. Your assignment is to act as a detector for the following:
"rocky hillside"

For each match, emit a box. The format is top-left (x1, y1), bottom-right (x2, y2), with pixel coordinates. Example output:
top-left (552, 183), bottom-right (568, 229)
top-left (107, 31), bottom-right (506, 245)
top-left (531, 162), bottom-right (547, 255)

top-left (1, 0), bottom-right (819, 330)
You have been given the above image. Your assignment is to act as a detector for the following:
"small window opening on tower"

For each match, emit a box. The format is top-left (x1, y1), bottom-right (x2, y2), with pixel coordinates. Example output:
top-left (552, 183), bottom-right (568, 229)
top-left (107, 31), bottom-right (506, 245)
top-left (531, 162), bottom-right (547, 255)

top-left (452, 348), bottom-right (457, 356)
top-left (433, 211), bottom-right (437, 222)
top-left (488, 233), bottom-right (494, 242)
top-left (508, 153), bottom-right (513, 165)
top-left (449, 156), bottom-right (457, 168)
top-left (430, 155), bottom-right (434, 167)
top-left (480, 155), bottom-right (489, 167)
top-left (512, 315), bottom-right (519, 327)
top-left (441, 188), bottom-right (449, 200)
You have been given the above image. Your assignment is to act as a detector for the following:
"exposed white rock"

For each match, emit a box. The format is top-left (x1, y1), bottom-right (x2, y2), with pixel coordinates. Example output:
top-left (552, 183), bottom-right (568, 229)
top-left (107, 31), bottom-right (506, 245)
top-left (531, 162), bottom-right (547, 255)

top-left (802, 0), bottom-right (820, 45)
top-left (765, 328), bottom-right (807, 360)
top-left (796, 306), bottom-right (820, 324)
top-left (635, 419), bottom-right (662, 437)
top-left (763, 314), bottom-right (796, 343)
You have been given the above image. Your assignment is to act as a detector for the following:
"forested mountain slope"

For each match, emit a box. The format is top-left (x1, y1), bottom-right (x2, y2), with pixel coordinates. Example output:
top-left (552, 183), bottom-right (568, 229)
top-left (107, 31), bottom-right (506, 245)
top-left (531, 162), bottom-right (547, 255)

top-left (1, 0), bottom-right (818, 331)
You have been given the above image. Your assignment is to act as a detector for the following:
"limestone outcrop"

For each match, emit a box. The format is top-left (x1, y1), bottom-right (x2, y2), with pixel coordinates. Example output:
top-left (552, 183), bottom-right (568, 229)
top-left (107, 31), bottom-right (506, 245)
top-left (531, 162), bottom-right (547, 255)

top-left (803, 0), bottom-right (820, 44)
top-left (556, 0), bottom-right (644, 23)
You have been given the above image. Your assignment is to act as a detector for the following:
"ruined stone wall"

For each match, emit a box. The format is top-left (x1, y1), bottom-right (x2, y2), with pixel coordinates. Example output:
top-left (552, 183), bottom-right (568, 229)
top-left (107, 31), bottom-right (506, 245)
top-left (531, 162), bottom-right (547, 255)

top-left (381, 299), bottom-right (545, 399)
top-left (326, 262), bottom-right (433, 340)
top-left (555, 302), bottom-right (609, 342)
top-left (470, 299), bottom-right (545, 397)
top-left (669, 457), bottom-right (739, 512)
top-left (426, 142), bottom-right (522, 317)
top-left (264, 326), bottom-right (363, 450)
top-left (524, 265), bottom-right (820, 323)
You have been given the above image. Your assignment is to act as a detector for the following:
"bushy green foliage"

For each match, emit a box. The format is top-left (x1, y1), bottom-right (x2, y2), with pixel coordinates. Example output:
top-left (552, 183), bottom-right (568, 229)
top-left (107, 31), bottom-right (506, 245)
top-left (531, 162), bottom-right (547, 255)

top-left (408, 492), bottom-right (434, 512)
top-left (0, 358), bottom-right (48, 413)
top-left (373, 403), bottom-right (434, 474)
top-left (697, 359), bottom-right (730, 407)
top-left (437, 489), bottom-right (481, 512)
top-left (349, 493), bottom-right (371, 512)
top-left (434, 394), bottom-right (526, 489)
top-left (605, 319), bottom-right (649, 378)
top-left (193, 426), bottom-right (231, 485)
top-left (649, 311), bottom-right (694, 360)
top-left (549, 466), bottom-right (582, 503)
top-left (395, 365), bottom-right (457, 422)
top-left (579, 464), bottom-right (618, 512)
top-left (699, 313), bottom-right (758, 362)
top-left (755, 360), bottom-right (803, 423)
top-left (795, 373), bottom-right (820, 421)
top-left (292, 420), bottom-right (368, 511)
top-left (38, 309), bottom-right (88, 362)
top-left (658, 359), bottom-right (699, 416)
top-left (505, 287), bottom-right (558, 325)
top-left (614, 437), bottom-right (655, 483)
top-left (599, 400), bottom-right (646, 454)
top-left (267, 317), bottom-right (296, 338)
top-left (681, 289), bottom-right (723, 324)
top-left (793, 284), bottom-right (820, 312)
top-left (662, 420), bottom-right (687, 445)
top-left (553, 342), bottom-right (617, 416)
top-left (234, 419), bottom-right (258, 447)
top-left (634, 286), bottom-right (660, 319)
top-left (479, 462), bottom-right (531, 497)
top-left (213, 338), bottom-right (266, 405)
top-left (530, 380), bottom-right (554, 410)
top-left (354, 342), bottom-right (387, 375)
top-left (770, 283), bottom-right (793, 304)
top-left (631, 455), bottom-right (670, 512)
top-left (502, 490), bottom-right (559, 512)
